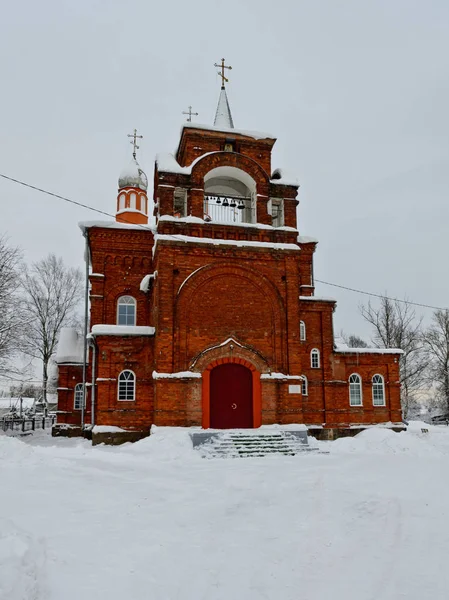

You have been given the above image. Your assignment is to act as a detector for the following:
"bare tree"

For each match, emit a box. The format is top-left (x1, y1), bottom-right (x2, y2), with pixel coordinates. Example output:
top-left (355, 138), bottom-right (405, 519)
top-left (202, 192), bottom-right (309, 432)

top-left (339, 331), bottom-right (369, 348)
top-left (423, 310), bottom-right (449, 416)
top-left (21, 254), bottom-right (83, 410)
top-left (0, 235), bottom-right (23, 377)
top-left (360, 296), bottom-right (427, 418)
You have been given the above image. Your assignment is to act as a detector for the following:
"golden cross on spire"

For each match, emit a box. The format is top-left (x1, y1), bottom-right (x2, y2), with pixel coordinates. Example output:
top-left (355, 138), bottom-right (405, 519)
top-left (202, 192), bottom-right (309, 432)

top-left (214, 58), bottom-right (232, 88)
top-left (127, 128), bottom-right (143, 159)
top-left (182, 105), bottom-right (199, 122)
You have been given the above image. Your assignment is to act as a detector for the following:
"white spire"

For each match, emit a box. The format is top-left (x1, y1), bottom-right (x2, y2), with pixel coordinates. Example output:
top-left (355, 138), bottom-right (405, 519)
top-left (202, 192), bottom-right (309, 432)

top-left (214, 86), bottom-right (234, 129)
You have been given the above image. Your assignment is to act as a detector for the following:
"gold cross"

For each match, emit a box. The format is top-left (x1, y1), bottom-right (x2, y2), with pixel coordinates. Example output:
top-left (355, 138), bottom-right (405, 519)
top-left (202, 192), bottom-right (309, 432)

top-left (182, 105), bottom-right (199, 122)
top-left (127, 128), bottom-right (143, 159)
top-left (214, 58), bottom-right (232, 87)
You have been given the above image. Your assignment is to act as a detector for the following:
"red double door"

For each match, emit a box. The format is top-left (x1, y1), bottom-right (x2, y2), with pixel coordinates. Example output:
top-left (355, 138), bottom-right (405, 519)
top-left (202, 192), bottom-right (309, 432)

top-left (210, 363), bottom-right (253, 429)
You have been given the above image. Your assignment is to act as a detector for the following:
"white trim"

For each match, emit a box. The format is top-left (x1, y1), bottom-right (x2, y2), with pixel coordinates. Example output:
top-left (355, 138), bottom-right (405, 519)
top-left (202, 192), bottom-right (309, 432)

top-left (372, 374), bottom-right (386, 406)
top-left (301, 375), bottom-right (308, 396)
top-left (300, 320), bottom-right (306, 341)
top-left (310, 348), bottom-right (320, 369)
top-left (117, 370), bottom-right (136, 402)
top-left (349, 373), bottom-right (363, 407)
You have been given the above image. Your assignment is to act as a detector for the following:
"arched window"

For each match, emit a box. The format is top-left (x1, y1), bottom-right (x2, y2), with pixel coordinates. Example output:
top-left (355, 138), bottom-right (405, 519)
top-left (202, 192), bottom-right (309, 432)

top-left (372, 374), bottom-right (385, 406)
top-left (117, 296), bottom-right (136, 326)
top-left (300, 321), bottom-right (306, 341)
top-left (310, 348), bottom-right (320, 369)
top-left (349, 374), bottom-right (363, 406)
top-left (301, 375), bottom-right (308, 396)
top-left (74, 383), bottom-right (84, 410)
top-left (118, 370), bottom-right (135, 401)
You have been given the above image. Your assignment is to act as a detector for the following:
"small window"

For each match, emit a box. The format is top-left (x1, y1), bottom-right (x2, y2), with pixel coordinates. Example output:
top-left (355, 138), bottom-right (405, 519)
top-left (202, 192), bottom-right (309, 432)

top-left (301, 375), bottom-right (308, 396)
top-left (372, 374), bottom-right (385, 406)
top-left (270, 198), bottom-right (284, 227)
top-left (310, 348), bottom-right (320, 369)
top-left (117, 296), bottom-right (136, 326)
top-left (174, 188), bottom-right (187, 217)
top-left (130, 192), bottom-right (136, 209)
top-left (139, 194), bottom-right (147, 213)
top-left (300, 320), bottom-right (306, 341)
top-left (118, 370), bottom-right (135, 401)
top-left (349, 374), bottom-right (363, 406)
top-left (119, 194), bottom-right (126, 210)
top-left (74, 383), bottom-right (84, 410)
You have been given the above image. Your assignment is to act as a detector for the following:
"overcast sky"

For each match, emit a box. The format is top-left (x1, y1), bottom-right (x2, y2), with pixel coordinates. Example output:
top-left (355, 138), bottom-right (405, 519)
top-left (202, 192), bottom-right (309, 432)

top-left (1, 0), bottom-right (448, 342)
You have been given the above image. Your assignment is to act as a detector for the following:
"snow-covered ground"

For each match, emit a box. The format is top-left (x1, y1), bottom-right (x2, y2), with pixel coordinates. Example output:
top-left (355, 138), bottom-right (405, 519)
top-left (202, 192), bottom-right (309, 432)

top-left (2, 422), bottom-right (449, 600)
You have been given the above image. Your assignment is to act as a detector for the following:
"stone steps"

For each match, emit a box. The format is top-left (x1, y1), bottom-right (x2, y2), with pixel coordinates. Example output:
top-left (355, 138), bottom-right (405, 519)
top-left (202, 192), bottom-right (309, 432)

top-left (195, 430), bottom-right (315, 459)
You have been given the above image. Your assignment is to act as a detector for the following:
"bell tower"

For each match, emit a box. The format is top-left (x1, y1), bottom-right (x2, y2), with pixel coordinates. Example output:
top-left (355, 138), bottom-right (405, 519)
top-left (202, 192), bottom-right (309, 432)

top-left (116, 129), bottom-right (149, 225)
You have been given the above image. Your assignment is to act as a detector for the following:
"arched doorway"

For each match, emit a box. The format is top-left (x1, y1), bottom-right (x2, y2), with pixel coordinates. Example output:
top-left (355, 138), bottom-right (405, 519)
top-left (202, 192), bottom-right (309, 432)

top-left (210, 363), bottom-right (253, 429)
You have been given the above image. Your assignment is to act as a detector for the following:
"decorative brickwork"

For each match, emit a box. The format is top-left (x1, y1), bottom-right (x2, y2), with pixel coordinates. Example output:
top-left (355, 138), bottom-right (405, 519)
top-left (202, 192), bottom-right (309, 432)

top-left (57, 120), bottom-right (402, 436)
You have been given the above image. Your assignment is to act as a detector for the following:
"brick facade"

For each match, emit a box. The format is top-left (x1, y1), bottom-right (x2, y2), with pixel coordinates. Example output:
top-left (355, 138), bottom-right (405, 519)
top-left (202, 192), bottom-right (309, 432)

top-left (56, 123), bottom-right (402, 432)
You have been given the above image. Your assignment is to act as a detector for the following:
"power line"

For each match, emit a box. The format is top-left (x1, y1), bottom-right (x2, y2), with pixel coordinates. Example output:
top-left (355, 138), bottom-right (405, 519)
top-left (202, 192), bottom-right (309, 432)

top-left (316, 279), bottom-right (447, 312)
top-left (1, 172), bottom-right (446, 312)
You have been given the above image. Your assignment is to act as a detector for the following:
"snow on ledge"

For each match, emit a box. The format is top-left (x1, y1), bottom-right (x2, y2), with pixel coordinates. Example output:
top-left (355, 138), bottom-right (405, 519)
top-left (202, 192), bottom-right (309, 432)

top-left (79, 220), bottom-right (154, 234)
top-left (140, 272), bottom-right (157, 292)
top-left (299, 296), bottom-right (337, 302)
top-left (298, 236), bottom-right (318, 244)
top-left (158, 214), bottom-right (298, 233)
top-left (152, 371), bottom-right (202, 379)
top-left (91, 325), bottom-right (155, 336)
top-left (153, 234), bottom-right (300, 255)
top-left (92, 425), bottom-right (128, 434)
top-left (334, 344), bottom-right (403, 355)
top-left (261, 373), bottom-right (304, 380)
top-left (271, 168), bottom-right (300, 187)
top-left (55, 327), bottom-right (84, 364)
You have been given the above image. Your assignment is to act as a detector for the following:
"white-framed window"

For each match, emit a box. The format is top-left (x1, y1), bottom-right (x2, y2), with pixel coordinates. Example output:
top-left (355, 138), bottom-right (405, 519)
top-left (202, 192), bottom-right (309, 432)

top-left (372, 374), bottom-right (386, 406)
top-left (174, 188), bottom-right (187, 217)
top-left (301, 375), bottom-right (308, 396)
top-left (300, 320), bottom-right (306, 341)
top-left (118, 370), bottom-right (136, 401)
top-left (139, 194), bottom-right (147, 213)
top-left (310, 348), bottom-right (320, 369)
top-left (119, 193), bottom-right (126, 210)
top-left (117, 296), bottom-right (136, 326)
top-left (130, 192), bottom-right (136, 209)
top-left (269, 198), bottom-right (284, 227)
top-left (349, 374), bottom-right (363, 406)
top-left (74, 383), bottom-right (84, 410)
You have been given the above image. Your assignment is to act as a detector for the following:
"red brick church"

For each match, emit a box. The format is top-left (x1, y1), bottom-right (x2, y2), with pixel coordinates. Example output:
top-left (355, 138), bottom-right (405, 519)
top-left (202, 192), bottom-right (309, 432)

top-left (55, 71), bottom-right (402, 440)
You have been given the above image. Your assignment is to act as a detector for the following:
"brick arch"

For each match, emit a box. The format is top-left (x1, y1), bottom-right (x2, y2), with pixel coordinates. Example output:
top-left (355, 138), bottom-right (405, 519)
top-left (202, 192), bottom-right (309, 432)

top-left (174, 262), bottom-right (286, 371)
top-left (201, 356), bottom-right (262, 429)
top-left (190, 152), bottom-right (270, 192)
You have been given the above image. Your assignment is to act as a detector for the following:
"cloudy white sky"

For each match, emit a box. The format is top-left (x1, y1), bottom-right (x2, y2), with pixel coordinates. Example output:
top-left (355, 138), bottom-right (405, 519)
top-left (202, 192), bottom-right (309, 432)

top-left (1, 0), bottom-right (448, 341)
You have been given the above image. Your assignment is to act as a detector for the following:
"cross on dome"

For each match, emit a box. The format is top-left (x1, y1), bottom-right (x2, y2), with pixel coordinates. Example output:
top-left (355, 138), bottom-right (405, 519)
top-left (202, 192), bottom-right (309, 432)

top-left (127, 128), bottom-right (143, 159)
top-left (213, 58), bottom-right (234, 129)
top-left (182, 105), bottom-right (199, 122)
top-left (214, 58), bottom-right (232, 89)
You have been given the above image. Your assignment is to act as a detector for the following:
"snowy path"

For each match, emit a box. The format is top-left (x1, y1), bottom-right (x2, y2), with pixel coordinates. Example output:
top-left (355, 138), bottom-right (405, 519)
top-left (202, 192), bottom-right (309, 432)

top-left (1, 425), bottom-right (449, 599)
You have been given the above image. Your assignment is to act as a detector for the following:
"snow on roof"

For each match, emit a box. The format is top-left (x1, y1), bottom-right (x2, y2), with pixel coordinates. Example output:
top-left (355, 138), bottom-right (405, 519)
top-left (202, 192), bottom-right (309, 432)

top-left (298, 236), bottom-right (318, 244)
top-left (79, 221), bottom-right (155, 234)
top-left (181, 122), bottom-right (276, 141)
top-left (156, 153), bottom-right (191, 175)
top-left (299, 296), bottom-right (337, 302)
top-left (91, 325), bottom-right (155, 336)
top-left (260, 373), bottom-right (304, 380)
top-left (214, 86), bottom-right (234, 129)
top-left (334, 344), bottom-right (404, 355)
top-left (118, 157), bottom-right (148, 191)
top-left (271, 168), bottom-right (300, 187)
top-left (55, 328), bottom-right (84, 364)
top-left (158, 214), bottom-right (297, 232)
top-left (153, 233), bottom-right (300, 256)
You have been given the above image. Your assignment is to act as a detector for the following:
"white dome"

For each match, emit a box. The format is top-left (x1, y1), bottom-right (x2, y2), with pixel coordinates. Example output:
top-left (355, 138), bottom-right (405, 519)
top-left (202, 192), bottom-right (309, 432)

top-left (118, 158), bottom-right (148, 191)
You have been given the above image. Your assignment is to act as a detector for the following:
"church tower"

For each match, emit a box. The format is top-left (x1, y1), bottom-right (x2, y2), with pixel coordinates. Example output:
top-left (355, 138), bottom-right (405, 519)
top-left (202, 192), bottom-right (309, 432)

top-left (55, 59), bottom-right (403, 444)
top-left (116, 129), bottom-right (149, 225)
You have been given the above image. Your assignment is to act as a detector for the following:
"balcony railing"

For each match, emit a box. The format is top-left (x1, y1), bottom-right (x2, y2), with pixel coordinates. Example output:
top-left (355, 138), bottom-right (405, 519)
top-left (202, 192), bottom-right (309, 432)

top-left (203, 194), bottom-right (253, 224)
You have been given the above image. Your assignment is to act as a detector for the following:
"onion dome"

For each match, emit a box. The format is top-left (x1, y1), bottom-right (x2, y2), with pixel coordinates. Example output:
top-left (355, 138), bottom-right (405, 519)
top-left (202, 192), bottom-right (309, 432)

top-left (118, 157), bottom-right (148, 191)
